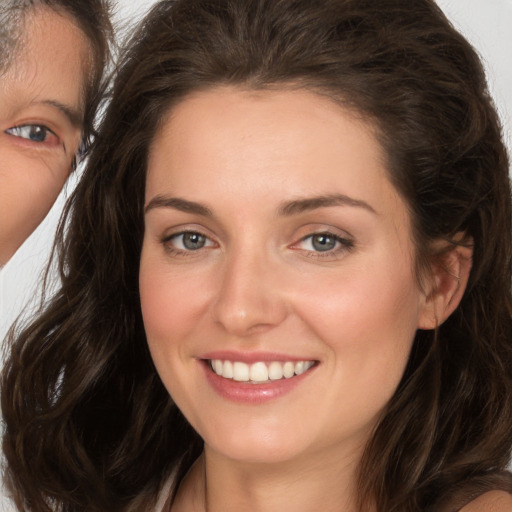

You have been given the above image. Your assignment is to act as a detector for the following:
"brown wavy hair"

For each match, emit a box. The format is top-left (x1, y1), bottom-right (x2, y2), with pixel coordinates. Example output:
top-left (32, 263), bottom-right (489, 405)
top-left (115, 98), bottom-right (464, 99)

top-left (0, 0), bottom-right (114, 152)
top-left (2, 0), bottom-right (511, 511)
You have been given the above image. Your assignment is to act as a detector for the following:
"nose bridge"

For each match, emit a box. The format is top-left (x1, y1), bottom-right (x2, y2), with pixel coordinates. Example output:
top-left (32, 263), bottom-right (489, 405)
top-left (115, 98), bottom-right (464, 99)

top-left (212, 240), bottom-right (287, 336)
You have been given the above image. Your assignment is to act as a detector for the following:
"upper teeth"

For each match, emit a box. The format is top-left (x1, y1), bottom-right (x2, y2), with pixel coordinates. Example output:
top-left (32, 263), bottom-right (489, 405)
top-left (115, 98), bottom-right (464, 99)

top-left (210, 359), bottom-right (315, 382)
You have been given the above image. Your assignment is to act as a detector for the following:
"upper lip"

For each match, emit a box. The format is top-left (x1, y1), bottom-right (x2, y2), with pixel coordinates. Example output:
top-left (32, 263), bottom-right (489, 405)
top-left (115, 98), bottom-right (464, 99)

top-left (199, 350), bottom-right (318, 364)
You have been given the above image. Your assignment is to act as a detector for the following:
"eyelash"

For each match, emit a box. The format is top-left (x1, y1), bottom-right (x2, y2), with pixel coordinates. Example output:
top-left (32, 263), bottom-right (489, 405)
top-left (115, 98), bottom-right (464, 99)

top-left (294, 231), bottom-right (354, 259)
top-left (161, 230), bottom-right (354, 259)
top-left (162, 230), bottom-right (216, 257)
top-left (5, 124), bottom-right (60, 146)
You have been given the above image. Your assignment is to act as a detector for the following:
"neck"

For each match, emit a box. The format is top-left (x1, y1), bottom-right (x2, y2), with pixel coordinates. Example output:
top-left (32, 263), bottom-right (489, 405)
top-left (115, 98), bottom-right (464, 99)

top-left (172, 443), bottom-right (371, 512)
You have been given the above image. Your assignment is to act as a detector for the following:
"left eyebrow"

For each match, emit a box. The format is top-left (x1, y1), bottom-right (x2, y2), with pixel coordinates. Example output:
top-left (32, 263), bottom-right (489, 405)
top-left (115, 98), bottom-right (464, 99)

top-left (144, 195), bottom-right (213, 217)
top-left (38, 99), bottom-right (83, 128)
top-left (278, 194), bottom-right (377, 216)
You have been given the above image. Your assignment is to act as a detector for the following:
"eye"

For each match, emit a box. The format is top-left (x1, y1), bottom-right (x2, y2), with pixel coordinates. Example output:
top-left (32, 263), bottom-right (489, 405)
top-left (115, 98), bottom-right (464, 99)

top-left (295, 231), bottom-right (354, 257)
top-left (5, 124), bottom-right (60, 146)
top-left (304, 233), bottom-right (338, 252)
top-left (164, 231), bottom-right (215, 253)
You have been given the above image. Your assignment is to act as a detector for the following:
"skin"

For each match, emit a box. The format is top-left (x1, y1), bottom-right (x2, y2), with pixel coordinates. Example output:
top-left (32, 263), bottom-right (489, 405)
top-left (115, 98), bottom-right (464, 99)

top-left (0, 7), bottom-right (90, 265)
top-left (461, 491), bottom-right (512, 512)
top-left (139, 87), bottom-right (471, 512)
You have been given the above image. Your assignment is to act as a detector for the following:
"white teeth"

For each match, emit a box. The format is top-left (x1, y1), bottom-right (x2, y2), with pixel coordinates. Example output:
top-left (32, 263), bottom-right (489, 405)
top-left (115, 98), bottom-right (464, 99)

top-left (250, 362), bottom-right (268, 382)
top-left (268, 361), bottom-right (283, 380)
top-left (210, 359), bottom-right (315, 382)
top-left (223, 360), bottom-right (233, 379)
top-left (295, 361), bottom-right (314, 375)
top-left (304, 360), bottom-right (314, 372)
top-left (283, 361), bottom-right (295, 378)
top-left (213, 359), bottom-right (223, 375)
top-left (233, 361), bottom-right (250, 381)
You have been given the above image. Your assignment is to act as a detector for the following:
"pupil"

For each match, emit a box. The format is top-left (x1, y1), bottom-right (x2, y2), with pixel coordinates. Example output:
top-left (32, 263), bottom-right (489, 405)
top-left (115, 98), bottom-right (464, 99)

top-left (312, 234), bottom-right (336, 252)
top-left (183, 233), bottom-right (205, 250)
top-left (29, 126), bottom-right (46, 142)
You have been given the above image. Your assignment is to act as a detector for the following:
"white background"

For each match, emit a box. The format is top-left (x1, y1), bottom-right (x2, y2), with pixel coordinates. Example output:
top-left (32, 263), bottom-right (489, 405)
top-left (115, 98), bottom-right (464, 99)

top-left (0, 0), bottom-right (511, 508)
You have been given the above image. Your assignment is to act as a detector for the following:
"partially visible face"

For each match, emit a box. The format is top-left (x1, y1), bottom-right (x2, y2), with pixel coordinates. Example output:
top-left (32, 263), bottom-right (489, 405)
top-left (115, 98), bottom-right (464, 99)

top-left (0, 7), bottom-right (90, 265)
top-left (140, 87), bottom-right (432, 469)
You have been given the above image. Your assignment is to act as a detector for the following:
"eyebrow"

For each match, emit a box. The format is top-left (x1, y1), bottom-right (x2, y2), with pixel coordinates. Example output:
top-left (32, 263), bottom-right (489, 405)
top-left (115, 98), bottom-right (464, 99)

top-left (145, 196), bottom-right (213, 216)
top-left (278, 194), bottom-right (377, 216)
top-left (39, 99), bottom-right (83, 128)
top-left (145, 193), bottom-right (376, 216)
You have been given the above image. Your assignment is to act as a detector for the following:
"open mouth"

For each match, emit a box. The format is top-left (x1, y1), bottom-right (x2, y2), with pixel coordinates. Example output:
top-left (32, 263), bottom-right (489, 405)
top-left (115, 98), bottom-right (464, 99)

top-left (208, 359), bottom-right (317, 384)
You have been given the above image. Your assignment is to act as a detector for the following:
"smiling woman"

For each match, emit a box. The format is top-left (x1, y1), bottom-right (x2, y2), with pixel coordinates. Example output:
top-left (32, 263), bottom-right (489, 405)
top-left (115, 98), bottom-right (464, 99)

top-left (140, 87), bottom-right (439, 475)
top-left (1, 0), bottom-right (512, 511)
top-left (0, 0), bottom-right (112, 265)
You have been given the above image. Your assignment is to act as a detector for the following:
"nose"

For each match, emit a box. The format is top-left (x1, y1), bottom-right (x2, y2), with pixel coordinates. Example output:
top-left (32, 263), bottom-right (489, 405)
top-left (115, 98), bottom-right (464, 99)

top-left (211, 247), bottom-right (288, 337)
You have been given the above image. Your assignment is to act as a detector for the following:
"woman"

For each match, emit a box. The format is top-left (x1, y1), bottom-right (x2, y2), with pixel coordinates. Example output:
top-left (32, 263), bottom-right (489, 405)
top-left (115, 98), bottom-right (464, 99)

top-left (0, 0), bottom-right (112, 265)
top-left (2, 0), bottom-right (511, 510)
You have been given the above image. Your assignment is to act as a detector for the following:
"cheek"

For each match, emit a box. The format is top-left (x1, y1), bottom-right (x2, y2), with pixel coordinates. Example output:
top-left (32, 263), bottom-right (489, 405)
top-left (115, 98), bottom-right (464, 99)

top-left (140, 265), bottom-right (174, 365)
top-left (295, 270), bottom-right (420, 438)
top-left (140, 268), bottom-right (178, 395)
top-left (294, 255), bottom-right (421, 388)
top-left (140, 264), bottom-right (203, 343)
top-left (0, 153), bottom-right (69, 262)
top-left (139, 259), bottom-right (214, 417)
top-left (139, 253), bottom-right (214, 383)
top-left (297, 258), bottom-right (421, 336)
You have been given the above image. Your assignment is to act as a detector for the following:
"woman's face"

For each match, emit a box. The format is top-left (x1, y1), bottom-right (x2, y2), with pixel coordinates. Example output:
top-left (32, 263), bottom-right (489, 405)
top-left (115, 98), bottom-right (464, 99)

top-left (0, 8), bottom-right (90, 265)
top-left (140, 87), bottom-right (432, 467)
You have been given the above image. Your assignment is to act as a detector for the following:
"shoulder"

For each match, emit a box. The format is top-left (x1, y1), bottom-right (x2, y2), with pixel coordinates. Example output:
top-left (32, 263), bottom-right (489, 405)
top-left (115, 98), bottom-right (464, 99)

top-left (460, 490), bottom-right (512, 512)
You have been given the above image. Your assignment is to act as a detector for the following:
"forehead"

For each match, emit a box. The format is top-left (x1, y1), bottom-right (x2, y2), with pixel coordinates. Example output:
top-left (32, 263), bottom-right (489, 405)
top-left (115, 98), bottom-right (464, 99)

top-left (148, 86), bottom-right (388, 186)
top-left (2, 6), bottom-right (91, 113)
top-left (146, 87), bottom-right (408, 222)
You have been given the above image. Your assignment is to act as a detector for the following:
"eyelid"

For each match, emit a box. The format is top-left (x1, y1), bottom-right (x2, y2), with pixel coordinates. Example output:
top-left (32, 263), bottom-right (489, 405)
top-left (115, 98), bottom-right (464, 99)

top-left (290, 227), bottom-right (355, 260)
top-left (298, 232), bottom-right (353, 249)
top-left (161, 227), bottom-right (218, 256)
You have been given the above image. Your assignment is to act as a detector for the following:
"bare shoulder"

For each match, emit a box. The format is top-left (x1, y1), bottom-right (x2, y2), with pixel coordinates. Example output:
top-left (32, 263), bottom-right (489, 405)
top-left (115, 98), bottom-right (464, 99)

top-left (460, 491), bottom-right (512, 512)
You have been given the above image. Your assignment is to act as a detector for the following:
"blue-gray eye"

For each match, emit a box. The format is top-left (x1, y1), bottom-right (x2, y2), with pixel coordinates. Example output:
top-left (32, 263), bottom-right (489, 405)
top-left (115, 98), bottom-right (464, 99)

top-left (175, 232), bottom-right (208, 250)
top-left (311, 233), bottom-right (338, 252)
top-left (6, 124), bottom-right (57, 144)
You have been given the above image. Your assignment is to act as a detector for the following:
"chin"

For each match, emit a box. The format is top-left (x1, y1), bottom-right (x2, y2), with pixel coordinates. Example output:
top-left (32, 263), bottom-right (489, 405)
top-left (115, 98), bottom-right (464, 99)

top-left (197, 416), bottom-right (319, 466)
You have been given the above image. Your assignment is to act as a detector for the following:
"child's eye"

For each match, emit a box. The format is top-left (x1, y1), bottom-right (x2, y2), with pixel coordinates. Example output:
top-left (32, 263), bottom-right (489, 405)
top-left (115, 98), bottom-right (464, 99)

top-left (5, 124), bottom-right (60, 146)
top-left (295, 232), bottom-right (354, 257)
top-left (164, 231), bottom-right (216, 253)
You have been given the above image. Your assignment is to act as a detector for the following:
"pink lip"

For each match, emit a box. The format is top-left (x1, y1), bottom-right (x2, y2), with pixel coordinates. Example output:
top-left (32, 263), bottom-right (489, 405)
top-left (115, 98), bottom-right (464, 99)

top-left (199, 358), bottom-right (317, 404)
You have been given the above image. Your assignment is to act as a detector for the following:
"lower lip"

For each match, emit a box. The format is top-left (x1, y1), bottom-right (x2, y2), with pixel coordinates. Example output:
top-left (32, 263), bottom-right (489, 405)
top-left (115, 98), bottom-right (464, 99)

top-left (201, 361), bottom-right (316, 404)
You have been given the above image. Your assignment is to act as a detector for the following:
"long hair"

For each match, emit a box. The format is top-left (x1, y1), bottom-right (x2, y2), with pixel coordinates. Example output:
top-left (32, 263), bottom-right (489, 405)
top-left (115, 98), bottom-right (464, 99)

top-left (2, 0), bottom-right (511, 511)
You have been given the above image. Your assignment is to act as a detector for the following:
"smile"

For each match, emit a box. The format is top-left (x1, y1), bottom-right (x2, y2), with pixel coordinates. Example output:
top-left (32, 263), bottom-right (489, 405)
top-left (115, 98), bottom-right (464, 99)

top-left (209, 359), bottom-right (316, 383)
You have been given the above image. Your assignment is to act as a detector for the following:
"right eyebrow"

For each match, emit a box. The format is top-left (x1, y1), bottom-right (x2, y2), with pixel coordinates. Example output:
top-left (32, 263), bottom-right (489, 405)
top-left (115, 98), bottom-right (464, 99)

top-left (144, 195), bottom-right (213, 217)
top-left (38, 99), bottom-right (83, 128)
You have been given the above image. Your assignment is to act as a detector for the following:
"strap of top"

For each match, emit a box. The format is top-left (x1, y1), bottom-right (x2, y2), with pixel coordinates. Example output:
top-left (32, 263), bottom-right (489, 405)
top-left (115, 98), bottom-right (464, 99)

top-left (433, 471), bottom-right (512, 512)
top-left (154, 470), bottom-right (178, 512)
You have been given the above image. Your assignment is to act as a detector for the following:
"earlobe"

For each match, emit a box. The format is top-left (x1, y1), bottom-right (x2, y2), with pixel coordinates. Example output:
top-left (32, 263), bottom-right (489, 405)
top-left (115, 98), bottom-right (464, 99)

top-left (417, 237), bottom-right (473, 330)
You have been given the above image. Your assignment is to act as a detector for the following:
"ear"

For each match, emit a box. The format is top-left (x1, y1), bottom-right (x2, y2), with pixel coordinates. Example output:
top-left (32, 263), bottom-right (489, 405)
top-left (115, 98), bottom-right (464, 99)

top-left (417, 236), bottom-right (473, 330)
